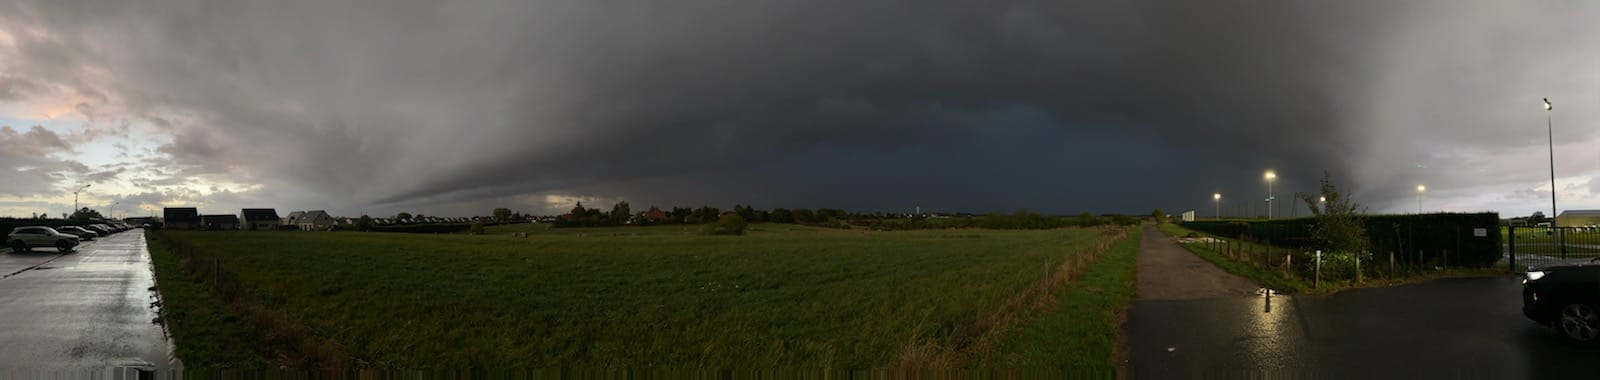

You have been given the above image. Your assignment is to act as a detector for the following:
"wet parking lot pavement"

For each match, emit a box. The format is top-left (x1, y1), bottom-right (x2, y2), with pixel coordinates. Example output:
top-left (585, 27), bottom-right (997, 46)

top-left (1125, 276), bottom-right (1600, 378)
top-left (0, 230), bottom-right (170, 375)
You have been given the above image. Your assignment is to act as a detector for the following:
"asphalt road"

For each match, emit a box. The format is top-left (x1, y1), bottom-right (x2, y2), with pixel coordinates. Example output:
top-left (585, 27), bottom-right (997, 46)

top-left (1125, 276), bottom-right (1599, 378)
top-left (0, 230), bottom-right (169, 374)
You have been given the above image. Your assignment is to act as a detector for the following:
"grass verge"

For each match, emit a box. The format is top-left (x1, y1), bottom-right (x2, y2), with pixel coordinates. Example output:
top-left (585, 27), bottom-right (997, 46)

top-left (145, 230), bottom-right (270, 370)
top-left (974, 227), bottom-right (1141, 371)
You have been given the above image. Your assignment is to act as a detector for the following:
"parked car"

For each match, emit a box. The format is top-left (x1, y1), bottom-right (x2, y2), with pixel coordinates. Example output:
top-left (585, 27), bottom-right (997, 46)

top-left (88, 224), bottom-right (115, 235)
top-left (1523, 263), bottom-right (1600, 345)
top-left (7, 226), bottom-right (81, 253)
top-left (54, 226), bottom-right (99, 241)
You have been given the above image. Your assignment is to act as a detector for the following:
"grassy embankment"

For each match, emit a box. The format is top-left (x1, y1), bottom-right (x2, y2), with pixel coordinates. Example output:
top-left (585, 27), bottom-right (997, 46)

top-left (154, 224), bottom-right (1138, 369)
top-left (1157, 223), bottom-right (1508, 294)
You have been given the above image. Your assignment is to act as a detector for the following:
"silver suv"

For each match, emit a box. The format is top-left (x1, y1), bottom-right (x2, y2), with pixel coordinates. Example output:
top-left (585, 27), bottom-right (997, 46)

top-left (7, 226), bottom-right (80, 253)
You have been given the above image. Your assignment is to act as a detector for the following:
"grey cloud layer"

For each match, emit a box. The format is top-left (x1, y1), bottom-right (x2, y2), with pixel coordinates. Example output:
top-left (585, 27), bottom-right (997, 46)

top-left (2, 1), bottom-right (1595, 216)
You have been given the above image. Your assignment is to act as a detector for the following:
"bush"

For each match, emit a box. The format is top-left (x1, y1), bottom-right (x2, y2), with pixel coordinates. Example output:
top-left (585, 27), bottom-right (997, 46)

top-left (703, 214), bottom-right (747, 235)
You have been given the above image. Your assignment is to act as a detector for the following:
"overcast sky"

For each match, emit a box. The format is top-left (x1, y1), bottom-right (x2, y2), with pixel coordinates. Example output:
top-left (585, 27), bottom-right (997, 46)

top-left (1, 0), bottom-right (1597, 218)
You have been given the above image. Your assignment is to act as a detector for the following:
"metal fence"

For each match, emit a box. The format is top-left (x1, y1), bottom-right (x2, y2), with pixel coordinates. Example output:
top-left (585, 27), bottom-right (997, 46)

top-left (1507, 226), bottom-right (1600, 269)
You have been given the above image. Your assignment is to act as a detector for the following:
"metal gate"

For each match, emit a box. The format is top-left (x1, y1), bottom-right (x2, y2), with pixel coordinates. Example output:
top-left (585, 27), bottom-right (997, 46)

top-left (1507, 226), bottom-right (1600, 269)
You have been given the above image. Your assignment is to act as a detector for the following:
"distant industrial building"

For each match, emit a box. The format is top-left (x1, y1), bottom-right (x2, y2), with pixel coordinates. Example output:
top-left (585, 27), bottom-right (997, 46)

top-left (1557, 210), bottom-right (1600, 227)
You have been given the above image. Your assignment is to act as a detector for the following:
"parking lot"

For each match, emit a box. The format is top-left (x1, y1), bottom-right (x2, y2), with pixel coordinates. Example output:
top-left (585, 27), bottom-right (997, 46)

top-left (1125, 276), bottom-right (1599, 377)
top-left (0, 229), bottom-right (170, 374)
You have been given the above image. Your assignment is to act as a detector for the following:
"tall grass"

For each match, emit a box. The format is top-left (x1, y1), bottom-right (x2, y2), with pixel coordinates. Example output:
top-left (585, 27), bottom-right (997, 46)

top-left (158, 225), bottom-right (1127, 368)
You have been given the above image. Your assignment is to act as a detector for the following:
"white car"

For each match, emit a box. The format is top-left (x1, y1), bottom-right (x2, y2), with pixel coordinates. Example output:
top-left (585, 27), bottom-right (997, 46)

top-left (7, 226), bottom-right (81, 253)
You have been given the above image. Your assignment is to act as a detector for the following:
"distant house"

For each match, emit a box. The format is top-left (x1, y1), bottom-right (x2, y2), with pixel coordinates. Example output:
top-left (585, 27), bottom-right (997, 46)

top-left (163, 208), bottom-right (200, 230)
top-left (1557, 210), bottom-right (1600, 227)
top-left (241, 209), bottom-right (280, 231)
top-left (292, 210), bottom-right (335, 231)
top-left (284, 211), bottom-right (305, 226)
top-left (1181, 210), bottom-right (1196, 222)
top-left (201, 214), bottom-right (240, 230)
top-left (643, 209), bottom-right (668, 222)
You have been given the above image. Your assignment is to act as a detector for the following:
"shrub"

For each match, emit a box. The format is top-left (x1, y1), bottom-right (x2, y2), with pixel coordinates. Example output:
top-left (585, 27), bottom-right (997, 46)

top-left (468, 222), bottom-right (485, 235)
top-left (703, 214), bottom-right (747, 235)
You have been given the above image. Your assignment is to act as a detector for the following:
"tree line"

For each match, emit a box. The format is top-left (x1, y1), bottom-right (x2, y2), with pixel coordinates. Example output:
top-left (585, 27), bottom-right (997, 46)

top-left (550, 201), bottom-right (1144, 230)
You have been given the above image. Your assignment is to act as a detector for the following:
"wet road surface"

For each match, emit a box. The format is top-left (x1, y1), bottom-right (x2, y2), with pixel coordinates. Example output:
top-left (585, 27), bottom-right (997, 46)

top-left (0, 230), bottom-right (169, 374)
top-left (1125, 276), bottom-right (1599, 378)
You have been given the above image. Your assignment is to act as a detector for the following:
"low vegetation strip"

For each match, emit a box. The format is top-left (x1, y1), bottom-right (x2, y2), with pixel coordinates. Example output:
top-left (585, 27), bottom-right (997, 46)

top-left (974, 227), bottom-right (1141, 370)
top-left (156, 225), bottom-right (1123, 368)
top-left (145, 231), bottom-right (270, 370)
top-left (894, 227), bottom-right (1133, 368)
top-left (149, 231), bottom-right (347, 369)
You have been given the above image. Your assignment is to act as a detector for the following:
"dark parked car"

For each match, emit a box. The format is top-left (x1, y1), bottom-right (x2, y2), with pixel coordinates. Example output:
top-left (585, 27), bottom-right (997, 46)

top-left (1523, 263), bottom-right (1600, 345)
top-left (55, 226), bottom-right (99, 241)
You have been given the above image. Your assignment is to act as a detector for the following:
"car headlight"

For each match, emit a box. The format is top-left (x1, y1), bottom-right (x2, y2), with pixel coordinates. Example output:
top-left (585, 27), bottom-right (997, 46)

top-left (1526, 271), bottom-right (1547, 281)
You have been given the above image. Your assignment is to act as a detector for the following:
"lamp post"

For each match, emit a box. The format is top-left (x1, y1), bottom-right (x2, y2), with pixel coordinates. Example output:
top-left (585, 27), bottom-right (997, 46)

top-left (1544, 98), bottom-right (1557, 227)
top-left (72, 184), bottom-right (90, 218)
top-left (1214, 193), bottom-right (1222, 220)
top-left (1415, 185), bottom-right (1425, 213)
top-left (1264, 170), bottom-right (1277, 219)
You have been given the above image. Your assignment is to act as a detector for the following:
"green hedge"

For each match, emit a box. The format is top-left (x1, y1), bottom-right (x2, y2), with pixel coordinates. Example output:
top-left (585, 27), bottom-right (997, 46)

top-left (368, 222), bottom-right (513, 234)
top-left (1182, 213), bottom-right (1502, 268)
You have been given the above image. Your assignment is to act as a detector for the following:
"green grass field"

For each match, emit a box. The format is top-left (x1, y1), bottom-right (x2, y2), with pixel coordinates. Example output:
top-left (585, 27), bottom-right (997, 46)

top-left (156, 225), bottom-right (1132, 368)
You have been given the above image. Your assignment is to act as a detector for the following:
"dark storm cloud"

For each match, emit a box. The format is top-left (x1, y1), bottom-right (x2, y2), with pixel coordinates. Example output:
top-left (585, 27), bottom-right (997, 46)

top-left (2, 1), bottom-right (1595, 216)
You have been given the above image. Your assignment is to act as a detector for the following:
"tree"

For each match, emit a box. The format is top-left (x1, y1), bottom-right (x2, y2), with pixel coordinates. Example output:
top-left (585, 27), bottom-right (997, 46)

top-left (356, 215), bottom-right (374, 231)
top-left (1301, 171), bottom-right (1368, 255)
top-left (1152, 209), bottom-right (1168, 224)
top-left (1077, 212), bottom-right (1099, 227)
top-left (69, 207), bottom-right (104, 221)
top-left (469, 221), bottom-right (485, 235)
top-left (792, 209), bottom-right (817, 224)
top-left (609, 202), bottom-right (631, 225)
top-left (770, 208), bottom-right (795, 224)
top-left (493, 208), bottom-right (513, 222)
top-left (396, 212), bottom-right (413, 221)
top-left (1530, 211), bottom-right (1549, 224)
top-left (571, 202), bottom-right (587, 218)
top-left (705, 214), bottom-right (748, 235)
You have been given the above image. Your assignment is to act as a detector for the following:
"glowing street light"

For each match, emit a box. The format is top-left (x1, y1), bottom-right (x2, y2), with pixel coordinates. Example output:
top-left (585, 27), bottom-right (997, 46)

top-left (1415, 184), bottom-right (1426, 213)
top-left (1214, 193), bottom-right (1222, 220)
top-left (1264, 170), bottom-right (1277, 219)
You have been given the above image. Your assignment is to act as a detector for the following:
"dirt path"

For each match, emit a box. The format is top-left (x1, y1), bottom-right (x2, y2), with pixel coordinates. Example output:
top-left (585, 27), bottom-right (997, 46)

top-left (1136, 224), bottom-right (1260, 300)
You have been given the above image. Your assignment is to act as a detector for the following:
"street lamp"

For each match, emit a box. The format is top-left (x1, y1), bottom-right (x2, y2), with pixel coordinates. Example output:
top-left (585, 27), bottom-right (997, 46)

top-left (1213, 193), bottom-right (1222, 220)
top-left (1264, 170), bottom-right (1277, 219)
top-left (1544, 98), bottom-right (1558, 227)
top-left (72, 184), bottom-right (90, 218)
top-left (1416, 185), bottom-right (1426, 213)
